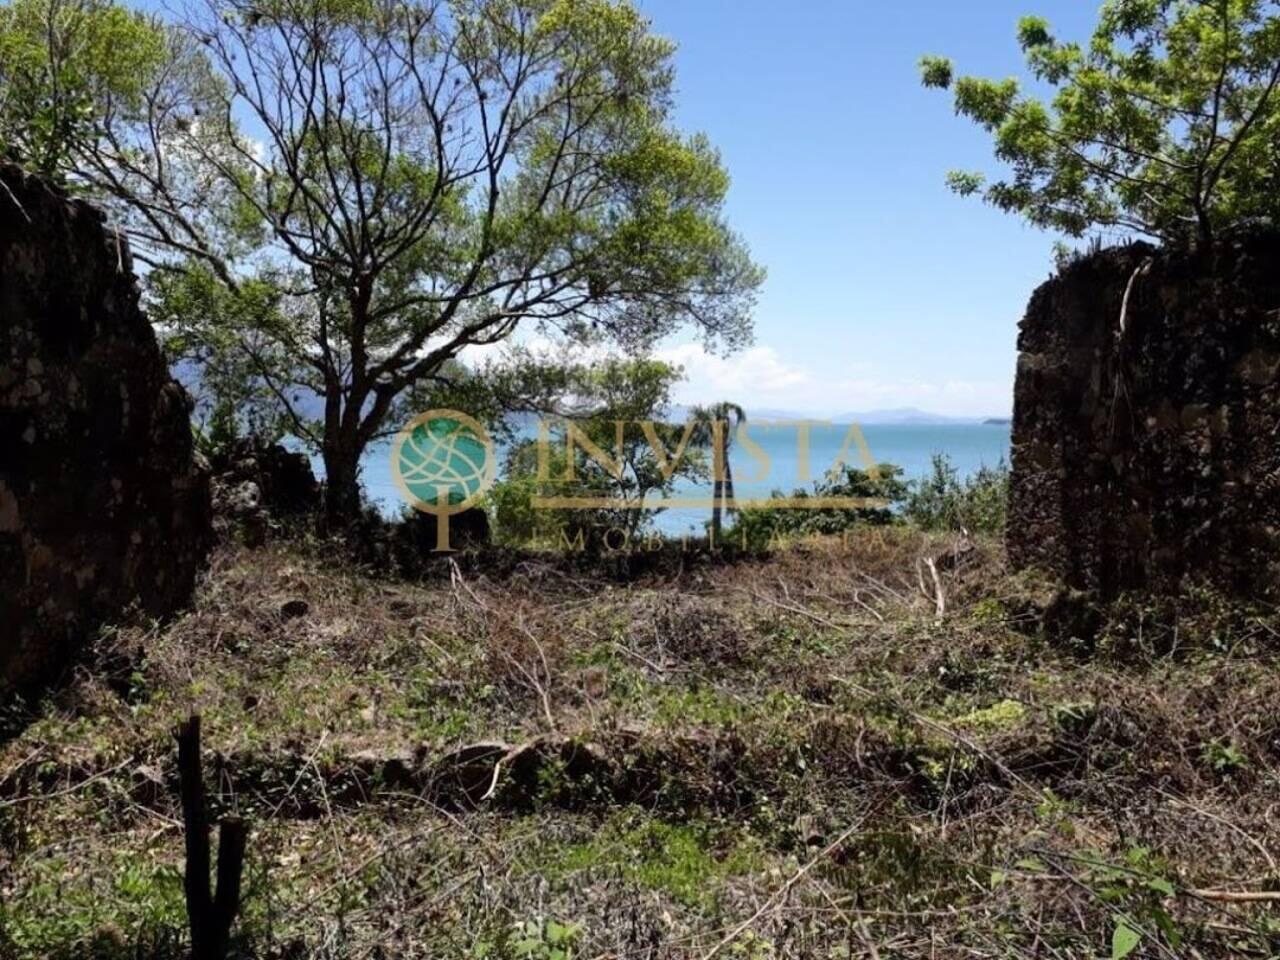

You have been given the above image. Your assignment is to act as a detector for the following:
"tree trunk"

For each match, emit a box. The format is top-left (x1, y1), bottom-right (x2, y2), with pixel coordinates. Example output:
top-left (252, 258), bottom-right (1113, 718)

top-left (711, 478), bottom-right (724, 544)
top-left (723, 452), bottom-right (735, 521)
top-left (1198, 218), bottom-right (1214, 250)
top-left (322, 436), bottom-right (363, 529)
top-left (711, 445), bottom-right (736, 546)
top-left (710, 423), bottom-right (735, 545)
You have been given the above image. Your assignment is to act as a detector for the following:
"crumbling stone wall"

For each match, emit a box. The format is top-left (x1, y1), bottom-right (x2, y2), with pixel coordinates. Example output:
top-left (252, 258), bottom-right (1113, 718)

top-left (210, 438), bottom-right (320, 544)
top-left (1009, 230), bottom-right (1280, 600)
top-left (0, 165), bottom-right (211, 697)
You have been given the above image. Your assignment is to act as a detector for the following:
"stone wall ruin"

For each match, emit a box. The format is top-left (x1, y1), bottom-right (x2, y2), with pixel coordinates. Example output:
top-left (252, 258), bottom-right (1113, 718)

top-left (1008, 230), bottom-right (1280, 600)
top-left (0, 165), bottom-right (211, 697)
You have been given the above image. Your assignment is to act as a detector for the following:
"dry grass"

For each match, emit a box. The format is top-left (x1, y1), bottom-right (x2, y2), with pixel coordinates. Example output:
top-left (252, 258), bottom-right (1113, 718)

top-left (2, 530), bottom-right (1280, 958)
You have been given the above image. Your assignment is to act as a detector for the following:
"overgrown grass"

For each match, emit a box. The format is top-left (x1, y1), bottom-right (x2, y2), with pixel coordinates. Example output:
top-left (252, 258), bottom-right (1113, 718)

top-left (3, 533), bottom-right (1280, 957)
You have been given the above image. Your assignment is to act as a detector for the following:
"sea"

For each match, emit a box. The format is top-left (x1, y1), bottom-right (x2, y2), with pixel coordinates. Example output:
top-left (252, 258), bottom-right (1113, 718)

top-left (354, 421), bottom-right (1012, 536)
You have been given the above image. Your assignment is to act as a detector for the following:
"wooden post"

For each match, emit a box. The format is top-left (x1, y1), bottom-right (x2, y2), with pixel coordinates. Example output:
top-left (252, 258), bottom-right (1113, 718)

top-left (175, 716), bottom-right (246, 960)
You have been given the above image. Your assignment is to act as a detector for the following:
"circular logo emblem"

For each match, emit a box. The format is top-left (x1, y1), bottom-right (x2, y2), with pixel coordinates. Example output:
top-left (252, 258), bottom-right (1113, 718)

top-left (391, 410), bottom-right (495, 550)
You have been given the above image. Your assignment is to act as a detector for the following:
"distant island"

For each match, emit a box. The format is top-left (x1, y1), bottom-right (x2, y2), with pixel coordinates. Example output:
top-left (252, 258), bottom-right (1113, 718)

top-left (832, 408), bottom-right (997, 425)
top-left (983, 417), bottom-right (1012, 425)
top-left (668, 406), bottom-right (1014, 425)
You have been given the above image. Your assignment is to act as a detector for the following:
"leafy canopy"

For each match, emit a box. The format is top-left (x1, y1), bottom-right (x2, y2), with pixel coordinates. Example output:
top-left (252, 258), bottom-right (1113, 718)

top-left (1, 0), bottom-right (762, 519)
top-left (490, 358), bottom-right (707, 546)
top-left (922, 0), bottom-right (1280, 244)
top-left (0, 0), bottom-right (167, 176)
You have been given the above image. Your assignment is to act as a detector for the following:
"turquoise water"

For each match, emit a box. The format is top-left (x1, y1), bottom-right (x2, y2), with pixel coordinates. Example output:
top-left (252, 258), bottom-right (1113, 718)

top-left (357, 422), bottom-right (1011, 536)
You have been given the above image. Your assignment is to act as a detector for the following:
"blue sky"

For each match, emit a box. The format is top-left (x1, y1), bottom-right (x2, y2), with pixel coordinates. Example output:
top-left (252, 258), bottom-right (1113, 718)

top-left (135, 0), bottom-right (1102, 418)
top-left (635, 0), bottom-right (1102, 417)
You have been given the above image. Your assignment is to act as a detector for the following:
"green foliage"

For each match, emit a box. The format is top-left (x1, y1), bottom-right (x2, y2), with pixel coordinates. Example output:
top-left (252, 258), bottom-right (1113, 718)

top-left (0, 0), bottom-right (166, 176)
top-left (1, 846), bottom-right (185, 958)
top-left (468, 916), bottom-right (582, 960)
top-left (2, 0), bottom-right (761, 519)
top-left (951, 698), bottom-right (1026, 733)
top-left (490, 358), bottom-right (706, 547)
top-left (1112, 920), bottom-right (1141, 959)
top-left (151, 265), bottom-right (298, 444)
top-left (487, 474), bottom-right (563, 548)
top-left (902, 454), bottom-right (1009, 534)
top-left (548, 813), bottom-right (764, 908)
top-left (732, 464), bottom-right (908, 549)
top-left (922, 1), bottom-right (1280, 243)
top-left (1201, 736), bottom-right (1249, 775)
top-left (509, 918), bottom-right (582, 960)
top-left (730, 454), bottom-right (1008, 548)
top-left (1072, 846), bottom-right (1183, 957)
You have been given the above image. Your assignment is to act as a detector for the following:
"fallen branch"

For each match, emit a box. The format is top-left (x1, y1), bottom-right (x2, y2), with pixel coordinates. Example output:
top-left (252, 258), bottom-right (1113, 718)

top-left (923, 557), bottom-right (945, 619)
top-left (479, 740), bottom-right (536, 802)
top-left (1118, 257), bottom-right (1154, 338)
top-left (1189, 888), bottom-right (1280, 903)
top-left (749, 586), bottom-right (836, 628)
top-left (0, 165), bottom-right (30, 224)
top-left (0, 756), bottom-right (132, 809)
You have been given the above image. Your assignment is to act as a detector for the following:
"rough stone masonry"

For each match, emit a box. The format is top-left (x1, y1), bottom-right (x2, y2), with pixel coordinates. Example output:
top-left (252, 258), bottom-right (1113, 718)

top-left (1009, 229), bottom-right (1280, 601)
top-left (0, 165), bottom-right (211, 697)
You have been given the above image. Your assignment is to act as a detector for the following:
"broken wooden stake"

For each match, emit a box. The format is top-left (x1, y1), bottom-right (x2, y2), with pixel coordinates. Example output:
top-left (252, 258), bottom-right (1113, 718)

top-left (175, 715), bottom-right (246, 960)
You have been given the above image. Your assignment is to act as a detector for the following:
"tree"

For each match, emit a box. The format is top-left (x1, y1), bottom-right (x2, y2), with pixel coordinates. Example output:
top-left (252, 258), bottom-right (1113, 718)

top-left (494, 358), bottom-right (706, 547)
top-left (921, 0), bottom-right (1280, 246)
top-left (2, 0), bottom-right (762, 524)
top-left (0, 0), bottom-right (168, 176)
top-left (151, 266), bottom-right (298, 446)
top-left (690, 400), bottom-right (744, 543)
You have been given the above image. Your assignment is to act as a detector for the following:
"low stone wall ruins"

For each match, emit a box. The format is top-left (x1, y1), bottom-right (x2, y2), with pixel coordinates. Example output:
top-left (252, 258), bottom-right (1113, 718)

top-left (1008, 230), bottom-right (1280, 600)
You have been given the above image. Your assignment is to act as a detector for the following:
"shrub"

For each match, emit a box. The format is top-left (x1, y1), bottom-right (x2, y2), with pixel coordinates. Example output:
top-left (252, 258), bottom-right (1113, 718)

top-left (902, 455), bottom-right (1008, 534)
top-left (731, 464), bottom-right (908, 549)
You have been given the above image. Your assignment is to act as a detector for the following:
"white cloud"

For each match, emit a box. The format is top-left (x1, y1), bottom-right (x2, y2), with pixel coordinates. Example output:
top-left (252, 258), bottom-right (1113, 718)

top-left (455, 337), bottom-right (1010, 419)
top-left (656, 344), bottom-right (1009, 418)
top-left (656, 344), bottom-right (812, 399)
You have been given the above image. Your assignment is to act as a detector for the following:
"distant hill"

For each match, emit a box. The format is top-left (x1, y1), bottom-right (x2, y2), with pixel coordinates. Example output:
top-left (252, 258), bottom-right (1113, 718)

top-left (172, 365), bottom-right (1012, 431)
top-left (830, 407), bottom-right (982, 425)
top-left (674, 406), bottom-right (968, 424)
top-left (679, 406), bottom-right (1002, 425)
top-left (523, 405), bottom-right (1011, 426)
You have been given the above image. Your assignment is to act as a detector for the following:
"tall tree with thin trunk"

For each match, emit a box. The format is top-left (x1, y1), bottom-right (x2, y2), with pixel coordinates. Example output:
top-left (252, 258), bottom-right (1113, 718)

top-left (692, 400), bottom-right (744, 542)
top-left (1, 0), bottom-right (763, 524)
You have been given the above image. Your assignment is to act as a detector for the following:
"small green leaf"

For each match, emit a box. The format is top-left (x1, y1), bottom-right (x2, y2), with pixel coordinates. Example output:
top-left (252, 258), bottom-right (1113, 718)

top-left (1152, 906), bottom-right (1182, 948)
top-left (546, 920), bottom-right (578, 944)
top-left (1147, 877), bottom-right (1174, 896)
top-left (1112, 918), bottom-right (1141, 959)
top-left (1125, 846), bottom-right (1151, 866)
top-left (990, 869), bottom-right (1007, 888)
